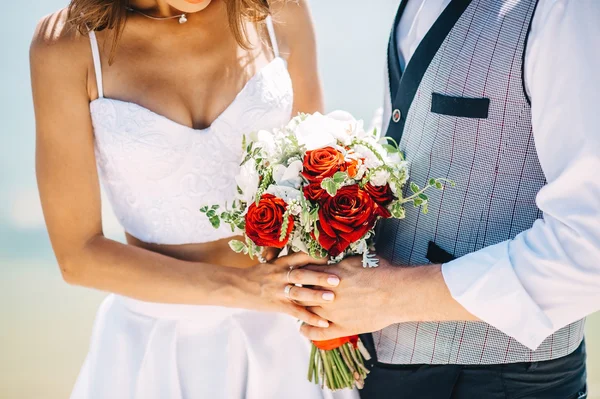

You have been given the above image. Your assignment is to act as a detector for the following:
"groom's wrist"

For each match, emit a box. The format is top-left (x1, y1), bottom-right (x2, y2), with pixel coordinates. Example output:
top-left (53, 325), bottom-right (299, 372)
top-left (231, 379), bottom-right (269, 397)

top-left (384, 263), bottom-right (445, 325)
top-left (385, 263), bottom-right (480, 325)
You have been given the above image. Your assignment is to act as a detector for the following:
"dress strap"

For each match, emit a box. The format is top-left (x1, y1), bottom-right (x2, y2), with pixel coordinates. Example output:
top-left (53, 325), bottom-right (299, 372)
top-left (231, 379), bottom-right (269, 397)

top-left (88, 30), bottom-right (104, 98)
top-left (265, 15), bottom-right (280, 58)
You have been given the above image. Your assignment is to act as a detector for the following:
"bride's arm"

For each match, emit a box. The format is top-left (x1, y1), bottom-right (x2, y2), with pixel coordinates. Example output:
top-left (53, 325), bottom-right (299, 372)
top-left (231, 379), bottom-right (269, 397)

top-left (29, 12), bottom-right (334, 328)
top-left (273, 0), bottom-right (324, 114)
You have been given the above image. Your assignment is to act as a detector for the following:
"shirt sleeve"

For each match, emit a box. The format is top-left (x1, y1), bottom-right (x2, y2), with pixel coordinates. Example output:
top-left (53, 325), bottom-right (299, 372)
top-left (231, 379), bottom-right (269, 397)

top-left (441, 0), bottom-right (600, 350)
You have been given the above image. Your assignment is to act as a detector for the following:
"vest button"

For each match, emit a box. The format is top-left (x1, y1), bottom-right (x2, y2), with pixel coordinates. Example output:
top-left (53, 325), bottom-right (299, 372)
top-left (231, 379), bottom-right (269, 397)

top-left (392, 109), bottom-right (402, 123)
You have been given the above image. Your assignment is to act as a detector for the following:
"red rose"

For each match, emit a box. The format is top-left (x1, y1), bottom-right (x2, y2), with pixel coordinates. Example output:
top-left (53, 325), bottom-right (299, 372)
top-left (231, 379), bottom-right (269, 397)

top-left (303, 182), bottom-right (329, 203)
top-left (245, 194), bottom-right (294, 248)
top-left (364, 183), bottom-right (395, 206)
top-left (316, 185), bottom-right (387, 257)
top-left (302, 147), bottom-right (346, 183)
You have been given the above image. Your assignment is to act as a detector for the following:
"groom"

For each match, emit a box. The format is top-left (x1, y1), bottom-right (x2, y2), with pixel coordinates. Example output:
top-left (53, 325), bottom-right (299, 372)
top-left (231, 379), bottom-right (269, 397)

top-left (300, 0), bottom-right (599, 397)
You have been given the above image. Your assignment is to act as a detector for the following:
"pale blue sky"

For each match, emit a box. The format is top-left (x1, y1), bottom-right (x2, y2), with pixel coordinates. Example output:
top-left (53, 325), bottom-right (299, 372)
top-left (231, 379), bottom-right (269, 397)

top-left (1, 4), bottom-right (599, 397)
top-left (0, 0), bottom-right (398, 259)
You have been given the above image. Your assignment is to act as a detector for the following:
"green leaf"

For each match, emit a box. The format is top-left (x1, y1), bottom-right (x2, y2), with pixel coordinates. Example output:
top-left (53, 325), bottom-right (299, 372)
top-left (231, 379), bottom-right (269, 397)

top-left (435, 181), bottom-right (444, 190)
top-left (245, 236), bottom-right (257, 259)
top-left (332, 171), bottom-right (348, 184)
top-left (209, 216), bottom-right (221, 229)
top-left (321, 178), bottom-right (339, 197)
top-left (419, 193), bottom-right (428, 201)
top-left (199, 206), bottom-right (208, 213)
top-left (279, 210), bottom-right (291, 242)
top-left (413, 198), bottom-right (423, 207)
top-left (229, 240), bottom-right (248, 254)
top-left (211, 205), bottom-right (219, 210)
top-left (206, 210), bottom-right (216, 218)
top-left (390, 202), bottom-right (406, 219)
top-left (310, 208), bottom-right (319, 222)
top-left (313, 223), bottom-right (320, 240)
top-left (410, 182), bottom-right (420, 194)
top-left (383, 136), bottom-right (399, 149)
top-left (422, 203), bottom-right (429, 215)
top-left (382, 144), bottom-right (398, 154)
top-left (429, 178), bottom-right (436, 186)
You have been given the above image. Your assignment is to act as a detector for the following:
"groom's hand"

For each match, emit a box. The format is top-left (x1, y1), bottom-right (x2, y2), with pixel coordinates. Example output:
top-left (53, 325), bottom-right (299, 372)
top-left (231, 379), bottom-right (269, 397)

top-left (299, 255), bottom-right (405, 341)
top-left (299, 256), bottom-right (480, 341)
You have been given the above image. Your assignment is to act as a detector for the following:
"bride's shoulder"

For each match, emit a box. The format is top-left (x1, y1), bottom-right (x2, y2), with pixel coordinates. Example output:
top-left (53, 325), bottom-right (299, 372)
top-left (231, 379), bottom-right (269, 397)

top-left (30, 8), bottom-right (90, 69)
top-left (269, 0), bottom-right (316, 56)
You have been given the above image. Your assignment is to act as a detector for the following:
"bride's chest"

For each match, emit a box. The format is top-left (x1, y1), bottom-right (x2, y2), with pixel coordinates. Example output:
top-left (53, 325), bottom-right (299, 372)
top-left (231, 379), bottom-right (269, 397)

top-left (90, 61), bottom-right (293, 193)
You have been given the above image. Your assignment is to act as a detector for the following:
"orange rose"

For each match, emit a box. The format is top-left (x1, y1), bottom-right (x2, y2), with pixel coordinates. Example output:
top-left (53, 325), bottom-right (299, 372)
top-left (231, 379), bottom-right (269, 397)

top-left (245, 194), bottom-right (293, 248)
top-left (302, 147), bottom-right (346, 183)
top-left (346, 158), bottom-right (360, 179)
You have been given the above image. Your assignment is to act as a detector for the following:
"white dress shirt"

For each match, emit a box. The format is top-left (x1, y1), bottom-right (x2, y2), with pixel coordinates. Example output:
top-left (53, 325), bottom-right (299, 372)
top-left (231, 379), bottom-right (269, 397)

top-left (384, 0), bottom-right (600, 350)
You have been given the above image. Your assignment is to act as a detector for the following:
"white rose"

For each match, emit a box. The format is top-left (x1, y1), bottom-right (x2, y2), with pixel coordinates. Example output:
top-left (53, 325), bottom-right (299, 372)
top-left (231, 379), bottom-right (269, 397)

top-left (386, 151), bottom-right (404, 165)
top-left (326, 110), bottom-right (363, 145)
top-left (255, 130), bottom-right (278, 159)
top-left (265, 185), bottom-right (302, 204)
top-left (354, 144), bottom-right (384, 169)
top-left (235, 159), bottom-right (260, 203)
top-left (370, 170), bottom-right (390, 187)
top-left (272, 160), bottom-right (303, 189)
top-left (355, 163), bottom-right (367, 180)
top-left (295, 113), bottom-right (338, 150)
top-left (285, 114), bottom-right (304, 131)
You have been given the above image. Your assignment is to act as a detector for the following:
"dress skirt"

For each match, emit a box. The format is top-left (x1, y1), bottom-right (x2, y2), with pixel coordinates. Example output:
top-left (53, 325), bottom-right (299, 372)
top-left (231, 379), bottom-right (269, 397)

top-left (71, 294), bottom-right (358, 399)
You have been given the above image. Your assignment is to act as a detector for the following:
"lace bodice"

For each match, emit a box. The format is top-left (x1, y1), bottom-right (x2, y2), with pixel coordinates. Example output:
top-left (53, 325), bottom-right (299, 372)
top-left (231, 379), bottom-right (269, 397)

top-left (91, 57), bottom-right (293, 245)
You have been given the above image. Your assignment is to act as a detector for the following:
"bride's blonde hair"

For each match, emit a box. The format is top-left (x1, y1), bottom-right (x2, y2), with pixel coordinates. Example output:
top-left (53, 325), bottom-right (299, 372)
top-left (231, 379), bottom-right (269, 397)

top-left (67, 0), bottom-right (272, 63)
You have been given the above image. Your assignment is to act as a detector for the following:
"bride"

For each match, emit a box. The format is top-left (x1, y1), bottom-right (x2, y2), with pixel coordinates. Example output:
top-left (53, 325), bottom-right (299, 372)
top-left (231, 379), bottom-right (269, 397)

top-left (31, 0), bottom-right (356, 398)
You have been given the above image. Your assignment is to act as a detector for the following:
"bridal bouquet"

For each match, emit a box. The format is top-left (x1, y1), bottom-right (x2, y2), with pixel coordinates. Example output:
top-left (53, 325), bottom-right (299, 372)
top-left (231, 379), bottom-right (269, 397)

top-left (201, 111), bottom-right (450, 390)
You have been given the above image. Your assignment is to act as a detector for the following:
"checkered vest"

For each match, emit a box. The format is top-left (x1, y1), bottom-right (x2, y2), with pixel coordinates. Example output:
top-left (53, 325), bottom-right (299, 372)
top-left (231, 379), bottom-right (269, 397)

top-left (373, 0), bottom-right (585, 365)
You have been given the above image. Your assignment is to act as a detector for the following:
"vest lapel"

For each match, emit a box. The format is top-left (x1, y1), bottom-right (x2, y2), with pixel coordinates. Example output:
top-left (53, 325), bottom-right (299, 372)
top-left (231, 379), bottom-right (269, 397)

top-left (386, 0), bottom-right (473, 143)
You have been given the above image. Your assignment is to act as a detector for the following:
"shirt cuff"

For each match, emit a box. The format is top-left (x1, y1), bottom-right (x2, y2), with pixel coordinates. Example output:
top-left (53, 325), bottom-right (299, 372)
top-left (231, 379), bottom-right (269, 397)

top-left (441, 241), bottom-right (555, 350)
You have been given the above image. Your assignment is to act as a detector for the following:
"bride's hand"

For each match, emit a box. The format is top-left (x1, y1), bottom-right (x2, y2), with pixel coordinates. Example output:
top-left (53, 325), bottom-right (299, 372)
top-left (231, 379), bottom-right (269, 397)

top-left (241, 252), bottom-right (340, 328)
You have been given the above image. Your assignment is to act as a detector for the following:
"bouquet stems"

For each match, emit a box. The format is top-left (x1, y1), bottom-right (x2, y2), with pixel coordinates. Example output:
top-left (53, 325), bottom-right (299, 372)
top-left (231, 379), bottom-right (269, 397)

top-left (308, 338), bottom-right (371, 391)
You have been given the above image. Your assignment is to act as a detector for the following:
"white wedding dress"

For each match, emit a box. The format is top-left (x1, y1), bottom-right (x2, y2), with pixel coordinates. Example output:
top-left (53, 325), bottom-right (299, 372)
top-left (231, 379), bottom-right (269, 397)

top-left (71, 18), bottom-right (358, 399)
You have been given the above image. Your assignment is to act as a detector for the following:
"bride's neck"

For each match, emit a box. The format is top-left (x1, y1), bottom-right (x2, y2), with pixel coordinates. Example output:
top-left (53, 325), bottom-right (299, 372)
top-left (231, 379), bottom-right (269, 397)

top-left (128, 0), bottom-right (183, 18)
